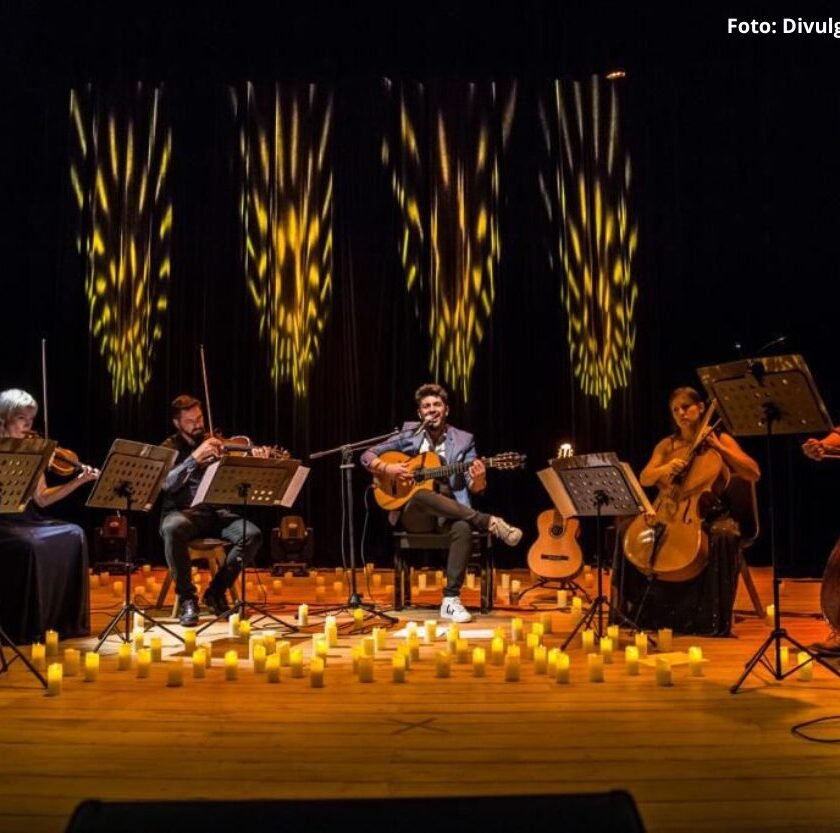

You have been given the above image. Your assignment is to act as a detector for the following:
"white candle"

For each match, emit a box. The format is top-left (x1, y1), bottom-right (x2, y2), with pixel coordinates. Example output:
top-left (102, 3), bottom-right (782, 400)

top-left (315, 575), bottom-right (325, 587)
top-left (198, 641), bottom-right (213, 667)
top-left (581, 629), bottom-right (595, 653)
top-left (132, 627), bottom-right (145, 652)
top-left (266, 654), bottom-right (280, 683)
top-left (112, 580), bottom-right (124, 598)
top-left (272, 579), bottom-right (283, 594)
top-left (491, 637), bottom-right (505, 665)
top-left (298, 605), bottom-right (309, 627)
top-left (363, 636), bottom-right (376, 657)
top-left (278, 641), bottom-right (291, 666)
top-left (534, 645), bottom-right (548, 674)
top-left (504, 646), bottom-right (521, 682)
top-left (599, 637), bottom-right (614, 664)
top-left (228, 613), bottom-right (241, 638)
top-left (501, 573), bottom-right (511, 590)
top-left (46, 662), bottom-right (63, 696)
top-left (392, 653), bottom-right (407, 683)
top-left (315, 586), bottom-right (326, 602)
top-left (83, 652), bottom-right (99, 682)
top-left (587, 653), bottom-right (604, 683)
top-left (289, 648), bottom-right (304, 678)
top-left (466, 573), bottom-right (476, 590)
top-left (571, 596), bottom-right (583, 621)
top-left (625, 645), bottom-right (640, 676)
top-left (373, 627), bottom-right (387, 652)
top-left (117, 642), bottom-right (132, 670)
top-left (372, 573), bottom-right (383, 588)
top-left (525, 632), bottom-right (540, 660)
top-left (531, 621), bottom-right (545, 639)
top-left (99, 571), bottom-right (110, 586)
top-left (584, 569), bottom-right (594, 588)
top-left (510, 618), bottom-right (523, 642)
top-left (557, 589), bottom-right (568, 608)
top-left (238, 620), bottom-right (251, 644)
top-left (357, 655), bottom-right (374, 683)
top-left (192, 649), bottom-right (207, 679)
top-left (325, 621), bottom-right (339, 649)
top-left (408, 635), bottom-right (421, 661)
top-left (150, 637), bottom-right (163, 663)
top-left (634, 631), bottom-right (648, 657)
top-left (418, 574), bottom-right (427, 591)
top-left (61, 648), bottom-right (80, 676)
top-left (224, 650), bottom-right (238, 681)
top-left (136, 649), bottom-right (151, 679)
top-left (435, 570), bottom-right (444, 586)
top-left (167, 660), bottom-right (184, 687)
top-left (510, 579), bottom-right (521, 596)
top-left (31, 642), bottom-right (46, 671)
top-left (424, 620), bottom-right (437, 643)
top-left (547, 647), bottom-right (560, 679)
top-left (45, 630), bottom-right (59, 657)
top-left (780, 646), bottom-right (790, 669)
top-left (309, 657), bottom-right (325, 687)
top-left (315, 638), bottom-right (329, 666)
top-left (538, 613), bottom-right (552, 634)
top-left (253, 643), bottom-right (267, 673)
top-left (655, 658), bottom-right (672, 686)
top-left (332, 580), bottom-right (344, 595)
top-left (455, 639), bottom-right (470, 664)
top-left (352, 607), bottom-right (364, 628)
top-left (142, 564), bottom-right (152, 574)
top-left (688, 645), bottom-right (704, 676)
top-left (607, 625), bottom-right (619, 642)
top-left (436, 650), bottom-right (452, 678)
top-left (657, 628), bottom-right (673, 652)
top-left (765, 604), bottom-right (775, 624)
top-left (472, 647), bottom-right (486, 677)
top-left (798, 652), bottom-right (813, 681)
top-left (284, 570), bottom-right (294, 580)
top-left (263, 630), bottom-right (277, 654)
top-left (556, 652), bottom-right (571, 684)
top-left (183, 628), bottom-right (196, 655)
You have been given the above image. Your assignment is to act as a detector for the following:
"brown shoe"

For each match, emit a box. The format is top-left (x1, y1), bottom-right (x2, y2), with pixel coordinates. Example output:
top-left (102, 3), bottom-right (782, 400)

top-left (810, 638), bottom-right (840, 656)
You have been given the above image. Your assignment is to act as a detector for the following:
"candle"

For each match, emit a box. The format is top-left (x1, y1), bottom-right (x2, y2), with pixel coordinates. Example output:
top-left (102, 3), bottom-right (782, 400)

top-left (112, 580), bottom-right (124, 598)
top-left (581, 629), bottom-right (595, 653)
top-left (587, 653), bottom-right (604, 683)
top-left (118, 643), bottom-right (132, 670)
top-left (284, 570), bottom-right (294, 580)
top-left (228, 613), bottom-right (241, 638)
top-left (436, 650), bottom-right (452, 678)
top-left (607, 625), bottom-right (619, 642)
top-left (392, 653), bottom-right (407, 683)
top-left (62, 648), bottom-right (80, 676)
top-left (584, 569), bottom-right (594, 588)
top-left (534, 645), bottom-right (548, 674)
top-left (510, 618), bottom-right (523, 642)
top-left (557, 589), bottom-right (568, 608)
top-left (278, 641), bottom-right (291, 666)
top-left (571, 596), bottom-right (583, 619)
top-left (491, 637), bottom-right (505, 665)
top-left (198, 641), bottom-right (213, 667)
top-left (309, 657), bottom-right (325, 688)
top-left (525, 633), bottom-right (540, 660)
top-left (493, 626), bottom-right (505, 641)
top-left (325, 621), bottom-right (339, 649)
top-left (263, 630), bottom-right (277, 654)
top-left (780, 646), bottom-right (790, 669)
top-left (149, 637), bottom-right (163, 663)
top-left (625, 645), bottom-right (640, 675)
top-left (357, 655), bottom-right (374, 682)
top-left (266, 654), bottom-right (280, 683)
top-left (362, 636), bottom-right (376, 657)
top-left (224, 650), bottom-right (238, 681)
top-left (290, 648), bottom-right (304, 677)
top-left (253, 643), bottom-right (267, 673)
top-left (183, 628), bottom-right (196, 654)
top-left (418, 574), bottom-right (427, 591)
top-left (538, 613), bottom-right (552, 634)
top-left (424, 620), bottom-right (437, 643)
top-left (501, 573), bottom-right (511, 590)
top-left (406, 621), bottom-right (418, 638)
top-left (466, 573), bottom-right (476, 590)
top-left (373, 627), bottom-right (387, 652)
top-left (396, 644), bottom-right (411, 670)
top-left (46, 662), bottom-right (63, 696)
top-left (634, 631), bottom-right (648, 658)
top-left (556, 652), bottom-right (571, 684)
top-left (797, 652), bottom-right (813, 681)
top-left (511, 579), bottom-right (521, 597)
top-left (688, 645), bottom-right (704, 677)
top-left (82, 651), bottom-right (99, 682)
top-left (31, 643), bottom-right (46, 671)
top-left (335, 566), bottom-right (344, 577)
top-left (142, 563), bottom-right (151, 574)
top-left (315, 586), bottom-right (326, 602)
top-left (365, 563), bottom-right (375, 576)
top-left (531, 621), bottom-right (545, 639)
top-left (298, 605), bottom-right (309, 627)
top-left (657, 628), bottom-right (673, 652)
top-left (315, 575), bottom-right (325, 587)
top-left (132, 627), bottom-right (145, 652)
top-left (504, 646), bottom-right (521, 682)
top-left (315, 638), bottom-right (328, 666)
top-left (472, 647), bottom-right (486, 677)
top-left (446, 623), bottom-right (459, 648)
top-left (372, 573), bottom-right (382, 588)
top-left (599, 637), bottom-right (614, 664)
top-left (765, 604), bottom-right (775, 624)
top-left (167, 660), bottom-right (184, 687)
top-left (332, 581), bottom-right (344, 595)
top-left (655, 657), bottom-right (672, 686)
top-left (45, 630), bottom-right (59, 657)
top-left (99, 571), bottom-right (110, 586)
top-left (272, 579), bottom-right (283, 594)
top-left (352, 608), bottom-right (364, 628)
top-left (434, 569), bottom-right (443, 586)
top-left (408, 635), bottom-right (421, 661)
top-left (136, 649), bottom-right (151, 678)
top-left (192, 649), bottom-right (207, 679)
top-left (238, 620), bottom-right (251, 644)
top-left (547, 647), bottom-right (560, 679)
top-left (455, 639), bottom-right (470, 664)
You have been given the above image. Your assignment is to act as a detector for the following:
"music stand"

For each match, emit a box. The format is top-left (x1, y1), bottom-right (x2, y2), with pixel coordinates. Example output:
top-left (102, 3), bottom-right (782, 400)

top-left (193, 456), bottom-right (305, 634)
top-left (0, 436), bottom-right (56, 688)
top-left (89, 440), bottom-right (179, 651)
top-left (697, 354), bottom-right (840, 692)
top-left (539, 452), bottom-right (654, 650)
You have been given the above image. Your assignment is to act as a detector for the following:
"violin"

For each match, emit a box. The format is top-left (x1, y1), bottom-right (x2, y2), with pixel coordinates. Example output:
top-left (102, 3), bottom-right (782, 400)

top-left (205, 432), bottom-right (289, 460)
top-left (24, 431), bottom-right (101, 479)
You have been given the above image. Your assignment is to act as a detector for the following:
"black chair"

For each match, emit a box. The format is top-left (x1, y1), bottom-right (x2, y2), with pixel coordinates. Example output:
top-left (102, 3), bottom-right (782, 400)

top-left (723, 475), bottom-right (763, 617)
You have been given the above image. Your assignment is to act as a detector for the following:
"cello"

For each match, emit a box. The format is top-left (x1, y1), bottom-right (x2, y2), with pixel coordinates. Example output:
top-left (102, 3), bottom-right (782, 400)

top-left (623, 401), bottom-right (726, 582)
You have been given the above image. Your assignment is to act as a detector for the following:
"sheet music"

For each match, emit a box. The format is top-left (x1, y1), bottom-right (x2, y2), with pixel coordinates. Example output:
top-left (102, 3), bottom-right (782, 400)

top-left (191, 460), bottom-right (220, 507)
top-left (280, 465), bottom-right (309, 508)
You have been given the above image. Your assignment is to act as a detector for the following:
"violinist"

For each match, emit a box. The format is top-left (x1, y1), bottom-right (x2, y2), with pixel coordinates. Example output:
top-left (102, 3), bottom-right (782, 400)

top-left (613, 386), bottom-right (760, 635)
top-left (0, 388), bottom-right (97, 641)
top-left (159, 394), bottom-right (265, 627)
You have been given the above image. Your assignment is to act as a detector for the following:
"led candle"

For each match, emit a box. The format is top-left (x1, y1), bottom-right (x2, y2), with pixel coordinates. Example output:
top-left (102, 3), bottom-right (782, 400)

top-left (238, 620), bottom-right (252, 644)
top-left (315, 586), bottom-right (326, 602)
top-left (132, 627), bottom-right (145, 652)
top-left (587, 653), bottom-right (604, 683)
top-left (136, 649), bottom-right (151, 679)
top-left (418, 574), bottom-right (427, 591)
top-left (284, 570), bottom-right (294, 581)
top-left (504, 646), bottom-right (521, 682)
top-left (117, 643), bottom-right (132, 670)
top-left (325, 619), bottom-right (339, 649)
top-left (315, 638), bottom-right (329, 666)
top-left (556, 652), bottom-right (571, 684)
top-left (466, 573), bottom-right (476, 590)
top-left (224, 650), bottom-right (238, 681)
top-left (167, 660), bottom-right (184, 687)
top-left (46, 662), bottom-right (63, 696)
top-left (625, 645), bottom-right (640, 675)
top-left (472, 647), bottom-right (486, 677)
top-left (408, 635), bottom-right (421, 661)
top-left (392, 652), bottom-right (407, 683)
top-left (112, 580), bottom-right (124, 598)
top-left (198, 641), bottom-right (213, 667)
top-left (607, 625), bottom-right (619, 643)
top-left (83, 651), bottom-right (99, 682)
top-left (334, 566), bottom-right (344, 577)
top-left (581, 629), bottom-right (595, 653)
top-left (571, 596), bottom-right (583, 618)
top-left (352, 608), bottom-right (364, 628)
top-left (557, 589), bottom-right (568, 608)
top-left (272, 579), bottom-right (283, 594)
top-left (150, 637), bottom-right (163, 663)
top-left (309, 656), bottom-right (325, 688)
top-left (228, 613), bottom-right (241, 638)
top-left (45, 630), bottom-right (59, 657)
top-left (436, 650), bottom-right (452, 678)
top-left (538, 613), bottom-right (552, 634)
top-left (657, 628), bottom-right (673, 652)
top-left (290, 648), bottom-right (304, 678)
top-left (278, 641), bottom-right (291, 666)
top-left (253, 643), bottom-right (267, 673)
top-left (525, 633), bottom-right (540, 660)
top-left (266, 654), bottom-right (280, 683)
top-left (510, 579), bottom-right (521, 598)
top-left (62, 648), bottom-right (80, 676)
top-left (798, 652), bottom-right (813, 681)
top-left (765, 604), bottom-right (775, 624)
top-left (99, 571), bottom-right (110, 586)
top-left (424, 620), bottom-right (437, 643)
top-left (547, 647), bottom-right (560, 678)
top-left (31, 643), bottom-right (46, 671)
top-left (192, 649), bottom-right (207, 679)
top-left (510, 618), bottom-right (523, 642)
top-left (491, 637), bottom-right (505, 665)
top-left (183, 628), bottom-right (196, 655)
top-left (365, 563), bottom-right (375, 576)
top-left (372, 573), bottom-right (382, 588)
top-left (634, 631), bottom-right (648, 658)
top-left (599, 637), bottom-right (614, 664)
top-left (501, 573), bottom-right (511, 590)
top-left (332, 580), bottom-right (344, 595)
top-left (142, 563), bottom-right (152, 574)
top-left (534, 645), bottom-right (548, 674)
top-left (297, 605), bottom-right (309, 627)
top-left (362, 636), bottom-right (376, 657)
top-left (396, 644), bottom-right (411, 670)
top-left (406, 621), bottom-right (418, 639)
top-left (584, 569), bottom-right (594, 588)
top-left (780, 646), bottom-right (790, 669)
top-left (357, 655), bottom-right (374, 683)
top-left (531, 621), bottom-right (545, 639)
top-left (655, 657), bottom-right (672, 686)
top-left (455, 639), bottom-right (470, 664)
top-left (688, 645), bottom-right (704, 677)
top-left (315, 575), bottom-right (325, 587)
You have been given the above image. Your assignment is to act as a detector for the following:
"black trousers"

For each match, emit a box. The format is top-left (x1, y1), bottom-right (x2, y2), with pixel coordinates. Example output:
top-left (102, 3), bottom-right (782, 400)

top-left (400, 490), bottom-right (490, 598)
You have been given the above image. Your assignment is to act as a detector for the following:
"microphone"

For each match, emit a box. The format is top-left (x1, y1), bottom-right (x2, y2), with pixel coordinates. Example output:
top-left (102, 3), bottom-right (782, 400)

top-left (412, 418), bottom-right (431, 437)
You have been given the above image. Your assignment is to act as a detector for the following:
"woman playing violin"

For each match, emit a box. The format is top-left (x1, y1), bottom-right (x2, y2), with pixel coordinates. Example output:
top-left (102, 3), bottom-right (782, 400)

top-left (0, 388), bottom-right (96, 642)
top-left (613, 386), bottom-right (760, 636)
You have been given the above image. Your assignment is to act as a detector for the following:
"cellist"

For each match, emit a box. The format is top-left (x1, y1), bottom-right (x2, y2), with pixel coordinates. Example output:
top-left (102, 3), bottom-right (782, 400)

top-left (613, 386), bottom-right (760, 635)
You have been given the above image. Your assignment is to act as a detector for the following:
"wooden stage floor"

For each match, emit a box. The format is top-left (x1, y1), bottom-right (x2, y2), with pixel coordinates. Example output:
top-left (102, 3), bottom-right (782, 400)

top-left (1, 567), bottom-right (839, 833)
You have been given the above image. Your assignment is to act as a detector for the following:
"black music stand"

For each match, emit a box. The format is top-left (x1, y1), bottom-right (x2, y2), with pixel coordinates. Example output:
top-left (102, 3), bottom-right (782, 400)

top-left (539, 453), bottom-right (654, 650)
top-left (697, 354), bottom-right (840, 692)
top-left (88, 440), bottom-right (179, 651)
top-left (0, 436), bottom-right (56, 688)
top-left (194, 456), bottom-right (305, 634)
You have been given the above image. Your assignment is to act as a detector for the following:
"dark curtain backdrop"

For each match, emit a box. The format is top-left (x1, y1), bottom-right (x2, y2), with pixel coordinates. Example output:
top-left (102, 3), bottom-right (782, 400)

top-left (2, 3), bottom-right (839, 577)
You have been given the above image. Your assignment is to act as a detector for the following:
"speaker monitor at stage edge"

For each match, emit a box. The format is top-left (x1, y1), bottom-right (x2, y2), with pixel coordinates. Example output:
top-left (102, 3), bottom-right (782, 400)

top-left (66, 792), bottom-right (646, 833)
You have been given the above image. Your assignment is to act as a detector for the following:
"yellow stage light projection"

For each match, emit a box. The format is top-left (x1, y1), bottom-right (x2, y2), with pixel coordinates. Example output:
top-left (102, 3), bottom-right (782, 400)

top-left (383, 81), bottom-right (516, 401)
top-left (539, 74), bottom-right (638, 409)
top-left (233, 83), bottom-right (333, 398)
top-left (69, 84), bottom-right (171, 402)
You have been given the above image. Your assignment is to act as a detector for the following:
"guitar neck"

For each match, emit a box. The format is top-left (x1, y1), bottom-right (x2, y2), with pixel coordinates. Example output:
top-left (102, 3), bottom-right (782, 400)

top-left (419, 457), bottom-right (497, 480)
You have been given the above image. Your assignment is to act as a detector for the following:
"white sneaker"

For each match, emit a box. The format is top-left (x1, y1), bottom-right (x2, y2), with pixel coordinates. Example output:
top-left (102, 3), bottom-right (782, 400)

top-left (489, 515), bottom-right (523, 546)
top-left (440, 596), bottom-right (473, 623)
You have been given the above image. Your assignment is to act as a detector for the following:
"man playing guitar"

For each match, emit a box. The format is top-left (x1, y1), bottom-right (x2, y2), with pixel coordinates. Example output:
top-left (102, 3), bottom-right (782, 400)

top-left (361, 383), bottom-right (522, 623)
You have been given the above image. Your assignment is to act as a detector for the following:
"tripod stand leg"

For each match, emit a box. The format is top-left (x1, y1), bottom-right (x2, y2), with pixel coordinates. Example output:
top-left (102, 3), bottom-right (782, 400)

top-left (0, 628), bottom-right (47, 688)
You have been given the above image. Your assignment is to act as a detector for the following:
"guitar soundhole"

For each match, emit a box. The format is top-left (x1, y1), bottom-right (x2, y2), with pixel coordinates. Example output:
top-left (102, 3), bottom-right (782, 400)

top-left (550, 525), bottom-right (564, 537)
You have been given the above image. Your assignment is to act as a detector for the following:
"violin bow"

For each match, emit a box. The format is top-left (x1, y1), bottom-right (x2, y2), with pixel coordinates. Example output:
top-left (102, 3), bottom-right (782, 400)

top-left (199, 344), bottom-right (215, 437)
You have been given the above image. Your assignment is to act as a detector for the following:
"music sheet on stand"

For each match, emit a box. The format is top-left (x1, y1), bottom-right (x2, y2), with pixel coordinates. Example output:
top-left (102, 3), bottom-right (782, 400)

top-left (280, 465), bottom-right (309, 508)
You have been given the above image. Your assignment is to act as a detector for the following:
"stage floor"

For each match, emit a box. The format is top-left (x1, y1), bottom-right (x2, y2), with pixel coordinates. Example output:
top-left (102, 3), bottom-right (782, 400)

top-left (1, 566), bottom-right (839, 833)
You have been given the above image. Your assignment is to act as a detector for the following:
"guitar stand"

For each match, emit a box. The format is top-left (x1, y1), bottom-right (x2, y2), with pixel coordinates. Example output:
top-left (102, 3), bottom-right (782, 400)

top-left (516, 576), bottom-right (591, 608)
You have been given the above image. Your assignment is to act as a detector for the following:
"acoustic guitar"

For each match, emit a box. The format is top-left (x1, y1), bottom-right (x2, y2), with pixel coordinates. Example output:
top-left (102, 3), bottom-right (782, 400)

top-left (372, 450), bottom-right (525, 511)
top-left (526, 443), bottom-right (583, 580)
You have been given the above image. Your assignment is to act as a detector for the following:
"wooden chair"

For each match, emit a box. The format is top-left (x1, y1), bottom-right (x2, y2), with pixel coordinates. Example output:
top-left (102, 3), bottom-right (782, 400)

top-left (155, 538), bottom-right (240, 617)
top-left (392, 531), bottom-right (494, 613)
top-left (724, 476), bottom-right (764, 617)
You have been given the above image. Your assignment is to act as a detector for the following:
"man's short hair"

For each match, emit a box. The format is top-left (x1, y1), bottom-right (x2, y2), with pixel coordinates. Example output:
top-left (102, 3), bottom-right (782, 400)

top-left (414, 383), bottom-right (448, 405)
top-left (171, 394), bottom-right (201, 420)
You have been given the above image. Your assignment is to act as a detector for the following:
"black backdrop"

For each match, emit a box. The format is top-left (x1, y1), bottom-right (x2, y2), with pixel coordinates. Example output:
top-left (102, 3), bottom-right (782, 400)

top-left (2, 2), bottom-right (840, 576)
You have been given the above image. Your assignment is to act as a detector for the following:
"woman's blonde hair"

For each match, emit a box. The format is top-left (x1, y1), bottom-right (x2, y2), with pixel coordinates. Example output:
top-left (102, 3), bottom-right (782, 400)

top-left (0, 389), bottom-right (38, 436)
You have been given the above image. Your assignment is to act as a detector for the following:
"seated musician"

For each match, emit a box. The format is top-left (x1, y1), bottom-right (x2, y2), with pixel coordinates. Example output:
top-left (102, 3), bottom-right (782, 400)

top-left (159, 395), bottom-right (264, 627)
top-left (612, 386), bottom-right (760, 635)
top-left (0, 389), bottom-right (97, 641)
top-left (360, 383), bottom-right (522, 624)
